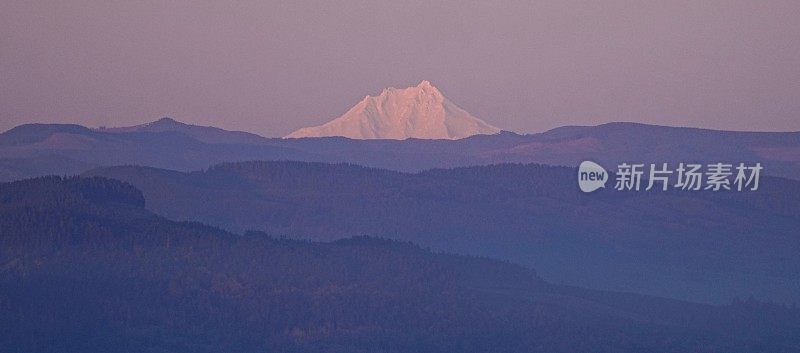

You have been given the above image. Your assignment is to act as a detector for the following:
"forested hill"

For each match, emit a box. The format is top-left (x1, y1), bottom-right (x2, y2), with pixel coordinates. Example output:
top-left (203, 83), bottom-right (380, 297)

top-left (2, 176), bottom-right (800, 352)
top-left (86, 161), bottom-right (800, 304)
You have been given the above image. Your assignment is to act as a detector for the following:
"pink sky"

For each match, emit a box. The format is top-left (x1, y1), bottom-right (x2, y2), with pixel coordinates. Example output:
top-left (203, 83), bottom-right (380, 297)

top-left (1, 1), bottom-right (798, 136)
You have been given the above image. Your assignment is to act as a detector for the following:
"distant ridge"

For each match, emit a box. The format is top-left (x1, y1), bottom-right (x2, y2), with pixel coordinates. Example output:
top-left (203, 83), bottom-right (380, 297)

top-left (286, 81), bottom-right (500, 140)
top-left (1, 120), bottom-right (799, 181)
top-left (0, 123), bottom-right (96, 146)
top-left (98, 117), bottom-right (268, 144)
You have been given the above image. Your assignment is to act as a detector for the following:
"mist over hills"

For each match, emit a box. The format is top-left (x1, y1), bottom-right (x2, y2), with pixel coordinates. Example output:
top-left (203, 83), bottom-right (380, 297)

top-left (0, 118), bottom-right (798, 181)
top-left (2, 176), bottom-right (799, 352)
top-left (4, 117), bottom-right (799, 304)
top-left (85, 161), bottom-right (800, 304)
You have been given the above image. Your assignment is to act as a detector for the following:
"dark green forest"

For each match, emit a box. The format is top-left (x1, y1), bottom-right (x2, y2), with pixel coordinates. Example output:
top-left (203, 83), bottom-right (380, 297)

top-left (86, 161), bottom-right (800, 304)
top-left (1, 176), bottom-right (799, 352)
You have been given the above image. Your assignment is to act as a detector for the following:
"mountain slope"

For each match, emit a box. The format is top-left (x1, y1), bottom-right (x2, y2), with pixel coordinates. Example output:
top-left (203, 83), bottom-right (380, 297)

top-left (86, 161), bottom-right (800, 304)
top-left (286, 81), bottom-right (500, 140)
top-left (2, 176), bottom-right (799, 352)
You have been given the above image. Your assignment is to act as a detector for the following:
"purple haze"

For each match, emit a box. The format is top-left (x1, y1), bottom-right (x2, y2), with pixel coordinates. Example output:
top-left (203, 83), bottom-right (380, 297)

top-left (1, 1), bottom-right (799, 136)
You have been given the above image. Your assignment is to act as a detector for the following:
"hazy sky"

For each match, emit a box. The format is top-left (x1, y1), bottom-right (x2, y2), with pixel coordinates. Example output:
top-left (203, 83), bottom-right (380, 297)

top-left (1, 1), bottom-right (799, 136)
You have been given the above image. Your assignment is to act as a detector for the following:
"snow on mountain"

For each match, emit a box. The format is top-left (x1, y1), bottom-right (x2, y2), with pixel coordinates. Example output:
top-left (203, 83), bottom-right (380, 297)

top-left (285, 81), bottom-right (500, 140)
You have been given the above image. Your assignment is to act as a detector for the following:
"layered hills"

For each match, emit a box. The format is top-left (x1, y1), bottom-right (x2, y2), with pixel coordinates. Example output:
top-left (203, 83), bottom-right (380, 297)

top-left (2, 176), bottom-right (798, 352)
top-left (0, 119), bottom-right (797, 181)
top-left (85, 161), bottom-right (800, 304)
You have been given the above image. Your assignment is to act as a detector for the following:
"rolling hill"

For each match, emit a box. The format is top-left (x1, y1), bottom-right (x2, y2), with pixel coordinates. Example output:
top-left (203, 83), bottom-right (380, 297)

top-left (85, 161), bottom-right (800, 304)
top-left (2, 176), bottom-right (799, 352)
top-left (1, 119), bottom-right (798, 181)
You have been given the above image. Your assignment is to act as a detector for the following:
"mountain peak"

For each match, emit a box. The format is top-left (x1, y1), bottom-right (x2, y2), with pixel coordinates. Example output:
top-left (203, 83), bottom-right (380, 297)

top-left (149, 117), bottom-right (183, 127)
top-left (412, 80), bottom-right (441, 97)
top-left (416, 80), bottom-right (433, 89)
top-left (286, 82), bottom-right (500, 140)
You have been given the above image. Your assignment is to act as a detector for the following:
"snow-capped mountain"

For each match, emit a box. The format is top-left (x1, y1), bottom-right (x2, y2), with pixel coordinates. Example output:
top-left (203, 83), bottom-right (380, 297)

top-left (285, 81), bottom-right (500, 140)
